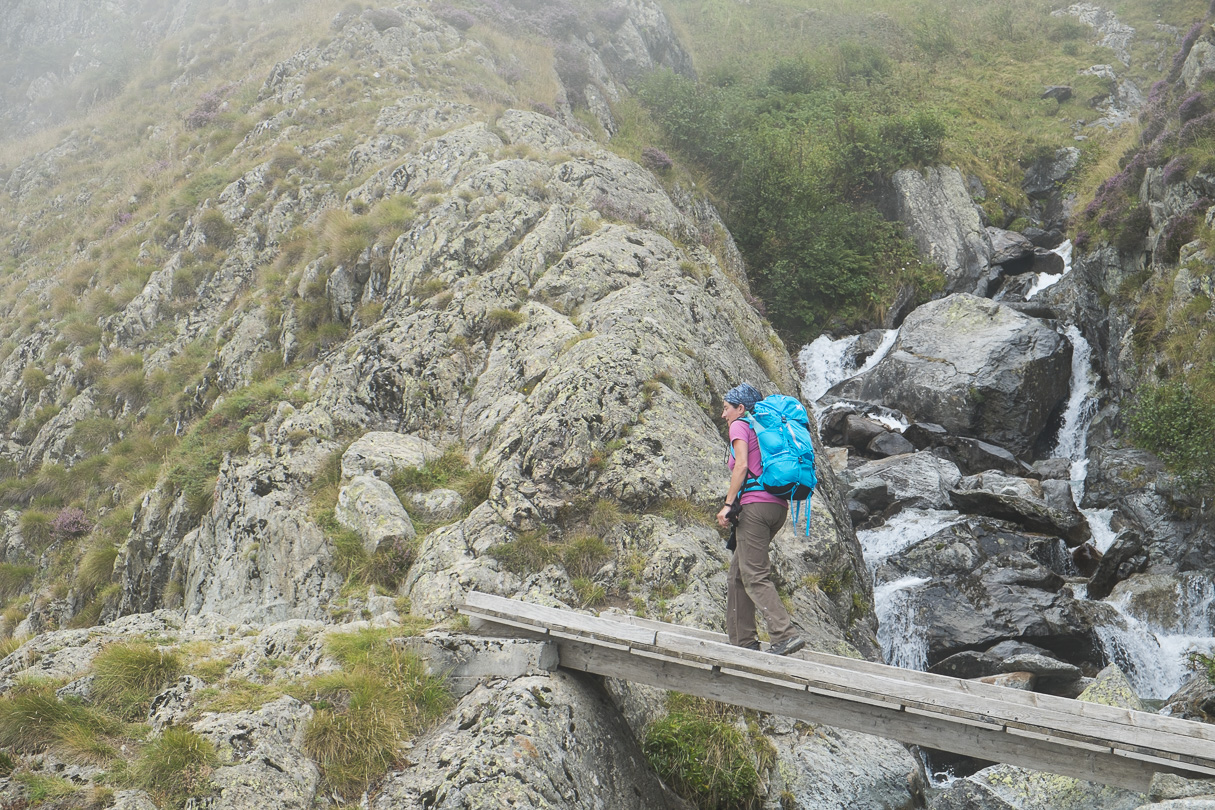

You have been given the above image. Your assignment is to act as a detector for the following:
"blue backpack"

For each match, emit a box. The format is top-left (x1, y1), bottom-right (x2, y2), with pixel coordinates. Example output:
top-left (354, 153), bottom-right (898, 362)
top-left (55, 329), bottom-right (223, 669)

top-left (736, 394), bottom-right (818, 535)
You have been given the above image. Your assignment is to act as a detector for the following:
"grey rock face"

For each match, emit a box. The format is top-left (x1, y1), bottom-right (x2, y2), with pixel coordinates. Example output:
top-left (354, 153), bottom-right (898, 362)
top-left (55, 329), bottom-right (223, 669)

top-left (1023, 147), bottom-right (1082, 200)
top-left (335, 474), bottom-right (415, 554)
top-left (340, 431), bottom-right (441, 480)
top-left (887, 167), bottom-right (993, 295)
top-left (399, 631), bottom-right (558, 697)
top-left (770, 720), bottom-right (925, 810)
top-left (192, 696), bottom-right (320, 810)
top-left (832, 295), bottom-right (1072, 457)
top-left (370, 672), bottom-right (689, 810)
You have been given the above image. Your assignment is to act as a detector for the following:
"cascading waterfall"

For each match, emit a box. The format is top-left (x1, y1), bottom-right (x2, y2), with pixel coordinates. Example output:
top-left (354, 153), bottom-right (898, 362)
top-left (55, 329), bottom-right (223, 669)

top-left (1096, 574), bottom-right (1215, 699)
top-left (875, 576), bottom-right (931, 671)
top-left (1025, 239), bottom-right (1073, 299)
top-left (799, 329), bottom-right (897, 410)
top-left (1046, 308), bottom-right (1215, 699)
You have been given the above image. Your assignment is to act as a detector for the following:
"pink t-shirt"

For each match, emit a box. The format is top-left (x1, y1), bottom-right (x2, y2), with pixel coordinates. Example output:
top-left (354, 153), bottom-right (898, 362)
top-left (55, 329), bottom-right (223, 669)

top-left (728, 419), bottom-right (786, 506)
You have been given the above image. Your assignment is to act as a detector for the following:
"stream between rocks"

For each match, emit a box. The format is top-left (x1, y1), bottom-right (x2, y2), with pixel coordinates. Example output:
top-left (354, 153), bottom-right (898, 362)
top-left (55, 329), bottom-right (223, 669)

top-left (799, 240), bottom-right (1215, 778)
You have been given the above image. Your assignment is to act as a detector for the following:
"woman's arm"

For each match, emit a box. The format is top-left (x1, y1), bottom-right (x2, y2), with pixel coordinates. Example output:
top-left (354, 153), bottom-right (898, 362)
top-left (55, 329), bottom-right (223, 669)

top-left (716, 438), bottom-right (750, 527)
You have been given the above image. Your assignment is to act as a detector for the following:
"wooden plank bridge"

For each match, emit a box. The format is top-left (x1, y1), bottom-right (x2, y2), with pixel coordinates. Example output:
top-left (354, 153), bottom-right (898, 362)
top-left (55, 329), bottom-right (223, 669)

top-left (460, 591), bottom-right (1215, 792)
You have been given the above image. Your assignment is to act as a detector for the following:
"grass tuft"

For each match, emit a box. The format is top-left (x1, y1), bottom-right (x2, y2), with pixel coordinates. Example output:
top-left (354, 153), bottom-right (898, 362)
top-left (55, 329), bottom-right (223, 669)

top-left (91, 642), bottom-right (183, 720)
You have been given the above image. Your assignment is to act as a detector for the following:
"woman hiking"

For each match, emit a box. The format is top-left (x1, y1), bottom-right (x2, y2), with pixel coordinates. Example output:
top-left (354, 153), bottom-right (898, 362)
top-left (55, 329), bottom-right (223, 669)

top-left (716, 383), bottom-right (806, 657)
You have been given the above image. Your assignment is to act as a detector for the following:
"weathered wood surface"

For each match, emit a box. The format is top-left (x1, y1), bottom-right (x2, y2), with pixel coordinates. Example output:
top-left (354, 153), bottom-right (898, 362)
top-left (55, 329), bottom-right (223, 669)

top-left (459, 591), bottom-right (1215, 790)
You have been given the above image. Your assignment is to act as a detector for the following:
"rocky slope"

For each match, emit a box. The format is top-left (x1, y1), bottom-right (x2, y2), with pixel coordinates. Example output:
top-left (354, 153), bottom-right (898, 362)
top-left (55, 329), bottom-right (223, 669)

top-left (0, 2), bottom-right (913, 808)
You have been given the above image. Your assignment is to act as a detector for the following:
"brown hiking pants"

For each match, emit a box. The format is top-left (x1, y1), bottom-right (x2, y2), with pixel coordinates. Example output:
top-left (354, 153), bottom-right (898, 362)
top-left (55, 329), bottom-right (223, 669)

top-left (727, 501), bottom-right (796, 648)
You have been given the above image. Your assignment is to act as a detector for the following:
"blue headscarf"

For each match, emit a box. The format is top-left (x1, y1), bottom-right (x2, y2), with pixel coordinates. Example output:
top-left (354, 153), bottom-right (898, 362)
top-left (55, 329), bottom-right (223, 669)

top-left (724, 383), bottom-right (762, 412)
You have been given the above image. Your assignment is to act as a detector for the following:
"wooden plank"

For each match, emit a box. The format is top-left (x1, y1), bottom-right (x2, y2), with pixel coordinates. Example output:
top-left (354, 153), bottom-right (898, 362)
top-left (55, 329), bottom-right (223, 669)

top-left (556, 639), bottom-right (1187, 791)
top-left (549, 629), bottom-right (630, 651)
top-left (653, 632), bottom-right (1215, 763)
top-left (1005, 725), bottom-right (1112, 753)
top-left (1114, 748), bottom-right (1215, 778)
top-left (462, 592), bottom-right (657, 646)
top-left (631, 647), bottom-right (717, 671)
top-left (613, 608), bottom-right (1215, 747)
top-left (465, 614), bottom-right (550, 638)
top-left (905, 705), bottom-right (1005, 732)
top-left (465, 593), bottom-right (1215, 767)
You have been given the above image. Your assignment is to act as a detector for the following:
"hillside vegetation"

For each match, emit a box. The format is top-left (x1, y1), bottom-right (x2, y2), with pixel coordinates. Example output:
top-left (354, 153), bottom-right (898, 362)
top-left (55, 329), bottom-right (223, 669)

top-left (629, 0), bottom-right (1208, 336)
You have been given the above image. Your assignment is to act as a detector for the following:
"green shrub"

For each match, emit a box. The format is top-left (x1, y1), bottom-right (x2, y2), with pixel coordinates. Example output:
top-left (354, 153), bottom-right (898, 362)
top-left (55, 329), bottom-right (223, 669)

top-left (130, 727), bottom-right (217, 806)
top-left (1127, 379), bottom-right (1215, 490)
top-left (643, 695), bottom-right (763, 810)
top-left (388, 446), bottom-right (491, 512)
top-left (91, 642), bottom-right (183, 720)
top-left (21, 366), bottom-right (50, 394)
top-left (562, 533), bottom-right (611, 580)
top-left (487, 529), bottom-right (558, 574)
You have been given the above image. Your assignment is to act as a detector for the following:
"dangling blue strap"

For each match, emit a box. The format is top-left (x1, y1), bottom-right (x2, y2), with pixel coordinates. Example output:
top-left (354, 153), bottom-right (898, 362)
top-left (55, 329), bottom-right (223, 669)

top-left (803, 493), bottom-right (812, 536)
top-left (791, 496), bottom-right (812, 536)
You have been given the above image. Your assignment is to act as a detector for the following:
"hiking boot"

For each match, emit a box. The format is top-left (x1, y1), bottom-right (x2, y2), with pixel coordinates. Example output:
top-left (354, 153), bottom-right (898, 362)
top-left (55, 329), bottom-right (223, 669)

top-left (768, 636), bottom-right (805, 656)
top-left (740, 641), bottom-right (761, 651)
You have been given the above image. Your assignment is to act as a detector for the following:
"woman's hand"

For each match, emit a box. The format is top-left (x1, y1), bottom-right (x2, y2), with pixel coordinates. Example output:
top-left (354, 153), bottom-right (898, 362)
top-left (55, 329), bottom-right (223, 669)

top-left (717, 504), bottom-right (732, 528)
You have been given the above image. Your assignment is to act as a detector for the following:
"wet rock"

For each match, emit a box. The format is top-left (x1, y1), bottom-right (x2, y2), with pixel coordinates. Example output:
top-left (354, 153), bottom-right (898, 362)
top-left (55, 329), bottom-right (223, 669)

top-left (928, 778), bottom-right (1017, 810)
top-left (986, 640), bottom-right (1082, 679)
top-left (875, 516), bottom-right (1107, 667)
top-left (979, 671), bottom-right (1035, 690)
top-left (1032, 458), bottom-right (1073, 480)
top-left (1086, 527), bottom-right (1147, 600)
top-left (831, 295), bottom-right (1072, 458)
top-left (948, 486), bottom-right (1089, 545)
top-left (1022, 226), bottom-right (1067, 249)
top-left (905, 421), bottom-right (949, 449)
top-left (1162, 672), bottom-right (1215, 723)
top-left (846, 477), bottom-right (894, 514)
top-left (851, 452), bottom-right (963, 511)
top-left (845, 414), bottom-right (890, 451)
top-left (947, 437), bottom-right (1034, 476)
top-left (988, 227), bottom-right (1035, 265)
top-left (868, 431), bottom-right (917, 458)
top-left (930, 650), bottom-right (999, 679)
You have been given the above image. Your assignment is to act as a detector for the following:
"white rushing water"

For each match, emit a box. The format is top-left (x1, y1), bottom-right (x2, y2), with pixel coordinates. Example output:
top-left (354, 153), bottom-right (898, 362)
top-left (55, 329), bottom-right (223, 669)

top-left (1096, 574), bottom-right (1215, 699)
top-left (875, 576), bottom-right (931, 671)
top-left (1025, 239), bottom-right (1073, 299)
top-left (1051, 323), bottom-right (1099, 504)
top-left (1049, 325), bottom-right (1215, 699)
top-left (799, 329), bottom-right (897, 408)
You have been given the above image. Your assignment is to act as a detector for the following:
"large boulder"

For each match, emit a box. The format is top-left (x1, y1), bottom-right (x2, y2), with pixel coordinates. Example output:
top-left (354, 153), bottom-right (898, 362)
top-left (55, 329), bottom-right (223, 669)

top-left (949, 471), bottom-right (1089, 545)
top-left (369, 673), bottom-right (690, 810)
top-left (873, 516), bottom-right (1111, 667)
top-left (886, 167), bottom-right (993, 295)
top-left (849, 452), bottom-right (963, 511)
top-left (831, 295), bottom-right (1072, 457)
